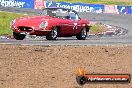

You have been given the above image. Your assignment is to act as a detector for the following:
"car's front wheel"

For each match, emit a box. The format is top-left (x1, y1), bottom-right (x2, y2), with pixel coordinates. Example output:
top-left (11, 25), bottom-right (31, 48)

top-left (13, 32), bottom-right (26, 40)
top-left (76, 27), bottom-right (87, 40)
top-left (46, 27), bottom-right (58, 40)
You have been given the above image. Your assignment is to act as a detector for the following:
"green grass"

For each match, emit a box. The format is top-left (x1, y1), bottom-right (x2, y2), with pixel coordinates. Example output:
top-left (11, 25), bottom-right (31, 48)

top-left (0, 11), bottom-right (27, 36)
top-left (89, 24), bottom-right (106, 34)
top-left (55, 0), bottom-right (132, 5)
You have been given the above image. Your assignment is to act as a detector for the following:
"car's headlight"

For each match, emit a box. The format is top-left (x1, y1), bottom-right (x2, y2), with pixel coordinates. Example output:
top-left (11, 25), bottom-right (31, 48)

top-left (10, 19), bottom-right (16, 27)
top-left (39, 21), bottom-right (48, 28)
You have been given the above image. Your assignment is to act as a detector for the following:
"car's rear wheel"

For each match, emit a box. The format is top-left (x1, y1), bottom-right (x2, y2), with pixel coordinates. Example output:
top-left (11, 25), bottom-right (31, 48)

top-left (13, 32), bottom-right (26, 40)
top-left (46, 27), bottom-right (58, 40)
top-left (76, 27), bottom-right (87, 40)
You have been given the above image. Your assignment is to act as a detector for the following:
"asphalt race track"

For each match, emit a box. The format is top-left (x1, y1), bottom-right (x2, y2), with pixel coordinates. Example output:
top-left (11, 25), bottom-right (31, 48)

top-left (0, 7), bottom-right (132, 46)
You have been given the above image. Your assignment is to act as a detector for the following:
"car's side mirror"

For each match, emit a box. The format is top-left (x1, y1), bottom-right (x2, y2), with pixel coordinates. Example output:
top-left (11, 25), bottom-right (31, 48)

top-left (78, 17), bottom-right (81, 20)
top-left (75, 14), bottom-right (81, 21)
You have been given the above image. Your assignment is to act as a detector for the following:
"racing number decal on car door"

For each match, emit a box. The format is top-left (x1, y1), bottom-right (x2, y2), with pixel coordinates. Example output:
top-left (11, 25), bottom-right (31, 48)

top-left (73, 23), bottom-right (78, 29)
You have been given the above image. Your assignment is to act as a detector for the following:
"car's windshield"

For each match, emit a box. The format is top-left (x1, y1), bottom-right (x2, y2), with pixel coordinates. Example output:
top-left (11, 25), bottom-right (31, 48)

top-left (41, 8), bottom-right (70, 18)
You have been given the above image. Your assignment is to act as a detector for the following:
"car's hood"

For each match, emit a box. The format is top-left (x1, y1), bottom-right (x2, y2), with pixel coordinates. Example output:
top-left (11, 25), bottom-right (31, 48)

top-left (14, 16), bottom-right (53, 27)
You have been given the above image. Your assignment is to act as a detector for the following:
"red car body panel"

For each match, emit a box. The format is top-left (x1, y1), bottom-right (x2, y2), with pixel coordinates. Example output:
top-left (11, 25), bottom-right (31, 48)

top-left (11, 8), bottom-right (90, 39)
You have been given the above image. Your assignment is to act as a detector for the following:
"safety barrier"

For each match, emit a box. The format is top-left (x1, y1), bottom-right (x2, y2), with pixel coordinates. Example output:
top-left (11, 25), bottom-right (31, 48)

top-left (0, 0), bottom-right (132, 14)
top-left (44, 1), bottom-right (104, 13)
top-left (44, 1), bottom-right (132, 14)
top-left (104, 5), bottom-right (132, 14)
top-left (0, 0), bottom-right (34, 8)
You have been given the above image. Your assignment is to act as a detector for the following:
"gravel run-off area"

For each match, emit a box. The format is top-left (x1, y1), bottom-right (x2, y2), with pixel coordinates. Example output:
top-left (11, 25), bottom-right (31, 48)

top-left (0, 45), bottom-right (132, 88)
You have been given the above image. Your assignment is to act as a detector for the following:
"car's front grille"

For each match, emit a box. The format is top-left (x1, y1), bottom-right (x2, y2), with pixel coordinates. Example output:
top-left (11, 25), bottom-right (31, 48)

top-left (18, 26), bottom-right (33, 32)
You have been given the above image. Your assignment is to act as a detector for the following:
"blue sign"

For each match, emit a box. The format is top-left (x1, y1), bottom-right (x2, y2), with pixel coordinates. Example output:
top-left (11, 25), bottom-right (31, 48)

top-left (116, 5), bottom-right (132, 14)
top-left (45, 1), bottom-right (104, 13)
top-left (0, 0), bottom-right (34, 9)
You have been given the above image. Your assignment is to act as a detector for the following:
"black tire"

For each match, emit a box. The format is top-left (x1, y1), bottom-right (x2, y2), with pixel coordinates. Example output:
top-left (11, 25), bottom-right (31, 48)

top-left (13, 32), bottom-right (26, 40)
top-left (76, 27), bottom-right (87, 40)
top-left (76, 76), bottom-right (87, 85)
top-left (46, 27), bottom-right (58, 40)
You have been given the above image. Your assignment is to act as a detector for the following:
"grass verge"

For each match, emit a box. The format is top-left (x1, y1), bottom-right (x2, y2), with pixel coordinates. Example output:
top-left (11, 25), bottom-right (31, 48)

top-left (0, 11), bottom-right (27, 36)
top-left (89, 23), bottom-right (107, 34)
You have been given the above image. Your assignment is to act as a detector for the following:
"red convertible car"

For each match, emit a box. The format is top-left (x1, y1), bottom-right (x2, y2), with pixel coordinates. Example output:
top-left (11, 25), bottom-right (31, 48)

top-left (10, 8), bottom-right (91, 40)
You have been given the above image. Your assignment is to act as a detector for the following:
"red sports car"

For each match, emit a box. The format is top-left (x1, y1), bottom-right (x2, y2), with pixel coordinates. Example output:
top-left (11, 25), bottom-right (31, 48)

top-left (10, 8), bottom-right (91, 40)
